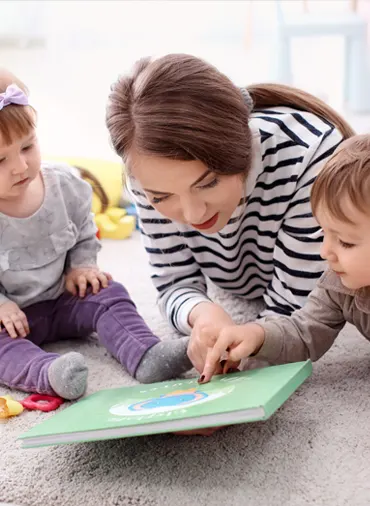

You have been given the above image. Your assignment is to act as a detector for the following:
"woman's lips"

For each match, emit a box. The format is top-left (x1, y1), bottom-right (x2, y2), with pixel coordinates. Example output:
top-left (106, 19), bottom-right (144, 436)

top-left (191, 213), bottom-right (219, 230)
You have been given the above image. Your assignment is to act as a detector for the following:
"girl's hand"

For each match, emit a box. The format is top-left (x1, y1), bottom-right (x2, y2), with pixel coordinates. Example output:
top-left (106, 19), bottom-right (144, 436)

top-left (187, 302), bottom-right (234, 373)
top-left (0, 301), bottom-right (30, 338)
top-left (200, 323), bottom-right (266, 383)
top-left (65, 266), bottom-right (112, 298)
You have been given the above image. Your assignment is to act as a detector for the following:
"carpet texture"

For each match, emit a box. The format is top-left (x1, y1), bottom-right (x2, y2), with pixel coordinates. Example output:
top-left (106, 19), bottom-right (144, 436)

top-left (1, 234), bottom-right (370, 506)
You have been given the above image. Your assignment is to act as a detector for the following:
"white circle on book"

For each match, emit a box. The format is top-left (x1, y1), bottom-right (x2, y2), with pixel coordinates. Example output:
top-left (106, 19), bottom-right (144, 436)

top-left (109, 385), bottom-right (235, 417)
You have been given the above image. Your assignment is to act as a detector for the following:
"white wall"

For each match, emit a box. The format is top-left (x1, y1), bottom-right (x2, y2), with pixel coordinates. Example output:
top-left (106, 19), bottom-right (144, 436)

top-left (0, 1), bottom-right (46, 41)
top-left (0, 0), bottom-right (368, 160)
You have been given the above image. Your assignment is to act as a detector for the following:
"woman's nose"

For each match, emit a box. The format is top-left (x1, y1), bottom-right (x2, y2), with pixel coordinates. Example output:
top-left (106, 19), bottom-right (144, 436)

top-left (181, 196), bottom-right (207, 224)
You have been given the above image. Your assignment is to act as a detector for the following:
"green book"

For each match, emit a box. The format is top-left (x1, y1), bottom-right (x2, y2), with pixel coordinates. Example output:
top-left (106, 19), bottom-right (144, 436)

top-left (19, 360), bottom-right (312, 448)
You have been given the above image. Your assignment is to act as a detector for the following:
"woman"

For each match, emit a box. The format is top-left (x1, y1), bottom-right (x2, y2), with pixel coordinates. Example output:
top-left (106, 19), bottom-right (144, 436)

top-left (106, 53), bottom-right (354, 375)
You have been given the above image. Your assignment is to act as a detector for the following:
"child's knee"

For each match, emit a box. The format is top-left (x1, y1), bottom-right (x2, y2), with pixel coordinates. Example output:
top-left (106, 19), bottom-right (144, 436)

top-left (104, 281), bottom-right (130, 297)
top-left (93, 281), bottom-right (133, 305)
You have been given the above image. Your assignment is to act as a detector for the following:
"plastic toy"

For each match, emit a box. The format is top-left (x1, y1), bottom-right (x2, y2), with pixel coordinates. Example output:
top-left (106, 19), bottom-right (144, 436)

top-left (21, 394), bottom-right (64, 412)
top-left (0, 395), bottom-right (24, 418)
top-left (95, 208), bottom-right (136, 239)
top-left (43, 155), bottom-right (136, 240)
top-left (43, 155), bottom-right (124, 212)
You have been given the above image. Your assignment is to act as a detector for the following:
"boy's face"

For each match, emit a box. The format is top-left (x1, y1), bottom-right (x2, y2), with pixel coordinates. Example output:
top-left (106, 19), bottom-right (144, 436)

top-left (316, 201), bottom-right (370, 290)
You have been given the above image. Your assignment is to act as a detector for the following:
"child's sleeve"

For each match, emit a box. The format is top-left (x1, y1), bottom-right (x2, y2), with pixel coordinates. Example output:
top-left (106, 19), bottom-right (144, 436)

top-left (0, 288), bottom-right (10, 307)
top-left (61, 169), bottom-right (101, 269)
top-left (255, 284), bottom-right (346, 363)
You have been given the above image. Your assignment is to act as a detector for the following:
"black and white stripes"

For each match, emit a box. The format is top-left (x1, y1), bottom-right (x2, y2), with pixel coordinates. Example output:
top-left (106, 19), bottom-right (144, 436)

top-left (131, 107), bottom-right (343, 334)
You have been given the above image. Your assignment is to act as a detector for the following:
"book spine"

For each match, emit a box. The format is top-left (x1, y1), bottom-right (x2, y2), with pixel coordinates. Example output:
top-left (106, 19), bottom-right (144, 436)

top-left (262, 360), bottom-right (313, 419)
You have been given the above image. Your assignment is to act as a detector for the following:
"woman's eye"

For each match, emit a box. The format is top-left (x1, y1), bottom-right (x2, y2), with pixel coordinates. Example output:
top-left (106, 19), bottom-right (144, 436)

top-left (339, 240), bottom-right (355, 249)
top-left (198, 178), bottom-right (220, 190)
top-left (151, 195), bottom-right (170, 204)
top-left (22, 144), bottom-right (32, 151)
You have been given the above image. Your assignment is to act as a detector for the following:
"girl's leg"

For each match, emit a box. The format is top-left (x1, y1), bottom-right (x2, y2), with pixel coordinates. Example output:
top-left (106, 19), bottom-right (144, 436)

top-left (0, 300), bottom-right (87, 399)
top-left (53, 281), bottom-right (192, 383)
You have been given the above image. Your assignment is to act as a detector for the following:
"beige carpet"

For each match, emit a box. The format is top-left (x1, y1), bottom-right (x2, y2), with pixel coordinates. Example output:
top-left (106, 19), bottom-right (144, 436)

top-left (1, 233), bottom-right (370, 506)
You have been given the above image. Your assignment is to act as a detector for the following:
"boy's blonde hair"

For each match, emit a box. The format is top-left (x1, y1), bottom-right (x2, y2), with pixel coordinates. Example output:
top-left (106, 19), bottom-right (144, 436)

top-left (0, 68), bottom-right (36, 145)
top-left (311, 134), bottom-right (370, 223)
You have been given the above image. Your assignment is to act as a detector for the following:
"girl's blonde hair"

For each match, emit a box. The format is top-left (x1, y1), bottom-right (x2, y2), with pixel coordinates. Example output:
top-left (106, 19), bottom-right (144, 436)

top-left (0, 68), bottom-right (36, 145)
top-left (311, 135), bottom-right (370, 223)
top-left (106, 53), bottom-right (354, 178)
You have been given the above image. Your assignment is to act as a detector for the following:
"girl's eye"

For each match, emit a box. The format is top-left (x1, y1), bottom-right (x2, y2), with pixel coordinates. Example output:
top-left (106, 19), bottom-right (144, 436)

top-left (0, 158), bottom-right (5, 164)
top-left (22, 144), bottom-right (32, 151)
top-left (198, 178), bottom-right (220, 190)
top-left (339, 240), bottom-right (355, 249)
top-left (151, 195), bottom-right (170, 204)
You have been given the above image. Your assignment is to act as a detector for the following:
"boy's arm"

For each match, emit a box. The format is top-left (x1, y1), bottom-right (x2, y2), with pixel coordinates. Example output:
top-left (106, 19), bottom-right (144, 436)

top-left (255, 284), bottom-right (346, 363)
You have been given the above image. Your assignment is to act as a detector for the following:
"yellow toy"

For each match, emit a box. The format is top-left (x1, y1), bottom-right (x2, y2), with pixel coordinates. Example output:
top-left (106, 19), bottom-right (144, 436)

top-left (0, 395), bottom-right (24, 418)
top-left (95, 208), bottom-right (135, 240)
top-left (43, 155), bottom-right (136, 240)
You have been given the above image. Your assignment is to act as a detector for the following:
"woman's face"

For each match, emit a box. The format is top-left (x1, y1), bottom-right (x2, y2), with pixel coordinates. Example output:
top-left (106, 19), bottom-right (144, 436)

top-left (129, 153), bottom-right (244, 234)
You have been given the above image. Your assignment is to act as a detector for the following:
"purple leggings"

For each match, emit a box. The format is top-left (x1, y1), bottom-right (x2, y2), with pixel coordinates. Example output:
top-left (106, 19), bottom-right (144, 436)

top-left (0, 282), bottom-right (159, 394)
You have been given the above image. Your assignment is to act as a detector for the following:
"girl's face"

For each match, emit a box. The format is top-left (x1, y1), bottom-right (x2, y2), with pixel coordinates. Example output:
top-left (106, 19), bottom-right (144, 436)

top-left (129, 153), bottom-right (244, 233)
top-left (0, 129), bottom-right (41, 200)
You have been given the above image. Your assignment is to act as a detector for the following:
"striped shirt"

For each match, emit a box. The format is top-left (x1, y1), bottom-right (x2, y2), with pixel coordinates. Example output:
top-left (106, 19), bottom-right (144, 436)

top-left (130, 107), bottom-right (344, 335)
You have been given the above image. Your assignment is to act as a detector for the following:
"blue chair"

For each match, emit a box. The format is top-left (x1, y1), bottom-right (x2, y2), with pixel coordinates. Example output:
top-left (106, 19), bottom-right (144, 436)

top-left (274, 0), bottom-right (370, 112)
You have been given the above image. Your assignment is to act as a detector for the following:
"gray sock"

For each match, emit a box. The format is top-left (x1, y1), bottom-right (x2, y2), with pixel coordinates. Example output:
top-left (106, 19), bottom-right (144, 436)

top-left (48, 352), bottom-right (88, 400)
top-left (135, 336), bottom-right (192, 384)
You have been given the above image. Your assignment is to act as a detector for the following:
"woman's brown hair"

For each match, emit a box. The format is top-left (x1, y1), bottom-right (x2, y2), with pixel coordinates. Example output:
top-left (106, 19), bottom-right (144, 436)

top-left (0, 68), bottom-right (36, 146)
top-left (106, 53), bottom-right (354, 176)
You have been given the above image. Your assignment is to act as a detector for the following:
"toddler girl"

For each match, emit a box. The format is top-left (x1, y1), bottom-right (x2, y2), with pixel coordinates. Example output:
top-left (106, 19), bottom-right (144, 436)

top-left (0, 69), bottom-right (191, 399)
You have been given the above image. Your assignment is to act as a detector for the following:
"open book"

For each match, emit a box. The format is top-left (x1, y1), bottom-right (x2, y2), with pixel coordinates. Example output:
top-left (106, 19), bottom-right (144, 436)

top-left (19, 360), bottom-right (312, 448)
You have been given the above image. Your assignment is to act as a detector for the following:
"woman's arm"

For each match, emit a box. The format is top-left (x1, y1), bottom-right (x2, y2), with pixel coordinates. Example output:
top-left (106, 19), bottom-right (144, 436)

top-left (131, 183), bottom-right (211, 334)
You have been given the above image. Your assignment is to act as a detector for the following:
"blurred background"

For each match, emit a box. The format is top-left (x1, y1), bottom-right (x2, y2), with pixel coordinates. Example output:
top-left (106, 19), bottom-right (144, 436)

top-left (1, 0), bottom-right (370, 162)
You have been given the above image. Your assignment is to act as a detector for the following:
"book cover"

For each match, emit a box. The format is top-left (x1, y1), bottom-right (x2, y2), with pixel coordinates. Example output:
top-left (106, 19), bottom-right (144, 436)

top-left (19, 360), bottom-right (312, 448)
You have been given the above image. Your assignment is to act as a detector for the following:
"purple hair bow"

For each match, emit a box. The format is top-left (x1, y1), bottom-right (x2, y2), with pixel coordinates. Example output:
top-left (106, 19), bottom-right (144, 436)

top-left (0, 84), bottom-right (29, 111)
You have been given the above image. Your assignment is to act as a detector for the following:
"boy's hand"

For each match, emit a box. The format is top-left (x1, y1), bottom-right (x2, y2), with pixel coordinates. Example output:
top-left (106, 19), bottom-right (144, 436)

top-left (0, 301), bottom-right (30, 338)
top-left (65, 266), bottom-right (112, 298)
top-left (200, 323), bottom-right (266, 383)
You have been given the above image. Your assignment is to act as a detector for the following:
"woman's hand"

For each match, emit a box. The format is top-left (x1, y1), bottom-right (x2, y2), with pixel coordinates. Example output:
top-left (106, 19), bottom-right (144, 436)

top-left (187, 302), bottom-right (234, 373)
top-left (173, 426), bottom-right (225, 437)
